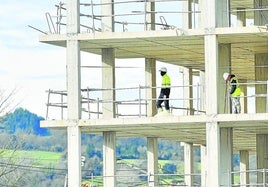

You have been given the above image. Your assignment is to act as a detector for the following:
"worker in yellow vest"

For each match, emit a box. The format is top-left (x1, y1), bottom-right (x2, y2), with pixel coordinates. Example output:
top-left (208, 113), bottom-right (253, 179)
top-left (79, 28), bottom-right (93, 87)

top-left (223, 72), bottom-right (241, 114)
top-left (157, 67), bottom-right (171, 113)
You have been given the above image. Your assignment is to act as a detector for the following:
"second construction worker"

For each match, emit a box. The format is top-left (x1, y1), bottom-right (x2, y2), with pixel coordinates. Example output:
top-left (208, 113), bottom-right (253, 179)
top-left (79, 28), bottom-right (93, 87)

top-left (223, 72), bottom-right (241, 114)
top-left (157, 67), bottom-right (171, 113)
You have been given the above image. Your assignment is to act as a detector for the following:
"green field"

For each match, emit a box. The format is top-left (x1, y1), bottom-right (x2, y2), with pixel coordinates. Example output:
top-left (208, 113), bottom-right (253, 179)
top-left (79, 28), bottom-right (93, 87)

top-left (0, 149), bottom-right (62, 166)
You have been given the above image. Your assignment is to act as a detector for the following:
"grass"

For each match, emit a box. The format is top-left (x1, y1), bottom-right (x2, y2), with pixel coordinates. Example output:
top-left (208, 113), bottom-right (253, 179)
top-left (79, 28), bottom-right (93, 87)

top-left (0, 149), bottom-right (62, 166)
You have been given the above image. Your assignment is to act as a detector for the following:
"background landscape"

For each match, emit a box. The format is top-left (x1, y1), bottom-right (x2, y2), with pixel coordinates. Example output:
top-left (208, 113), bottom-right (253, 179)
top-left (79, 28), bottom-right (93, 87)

top-left (0, 107), bottom-right (250, 186)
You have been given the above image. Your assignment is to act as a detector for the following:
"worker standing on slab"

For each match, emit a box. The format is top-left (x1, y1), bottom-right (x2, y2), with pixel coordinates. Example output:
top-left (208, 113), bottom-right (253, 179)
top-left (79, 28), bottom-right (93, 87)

top-left (223, 72), bottom-right (241, 114)
top-left (157, 67), bottom-right (171, 113)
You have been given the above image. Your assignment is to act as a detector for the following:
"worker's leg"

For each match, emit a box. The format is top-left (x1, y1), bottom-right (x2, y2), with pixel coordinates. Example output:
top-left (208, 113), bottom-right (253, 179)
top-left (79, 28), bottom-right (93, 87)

top-left (156, 92), bottom-right (164, 112)
top-left (164, 89), bottom-right (170, 111)
top-left (234, 97), bottom-right (241, 114)
top-left (231, 97), bottom-right (241, 114)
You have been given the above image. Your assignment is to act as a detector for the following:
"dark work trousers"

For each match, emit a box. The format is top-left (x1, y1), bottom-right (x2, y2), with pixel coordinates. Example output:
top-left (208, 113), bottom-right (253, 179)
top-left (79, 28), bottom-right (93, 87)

top-left (156, 88), bottom-right (170, 110)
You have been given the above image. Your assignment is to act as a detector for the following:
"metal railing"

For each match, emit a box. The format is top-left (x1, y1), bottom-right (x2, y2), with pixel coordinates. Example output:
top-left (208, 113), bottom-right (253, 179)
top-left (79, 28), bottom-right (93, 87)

top-left (45, 80), bottom-right (268, 120)
top-left (45, 84), bottom-right (205, 120)
top-left (229, 168), bottom-right (268, 187)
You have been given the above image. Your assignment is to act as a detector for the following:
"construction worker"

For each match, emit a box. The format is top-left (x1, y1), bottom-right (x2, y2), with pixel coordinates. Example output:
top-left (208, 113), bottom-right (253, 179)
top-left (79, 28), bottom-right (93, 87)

top-left (157, 67), bottom-right (171, 113)
top-left (223, 72), bottom-right (241, 114)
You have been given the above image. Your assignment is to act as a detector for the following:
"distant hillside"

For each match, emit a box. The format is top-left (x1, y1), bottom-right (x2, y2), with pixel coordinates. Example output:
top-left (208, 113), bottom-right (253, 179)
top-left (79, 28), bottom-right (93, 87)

top-left (1, 108), bottom-right (50, 136)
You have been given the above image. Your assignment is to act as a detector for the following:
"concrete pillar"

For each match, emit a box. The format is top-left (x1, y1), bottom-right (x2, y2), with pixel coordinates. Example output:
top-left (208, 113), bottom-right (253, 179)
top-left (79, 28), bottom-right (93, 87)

top-left (237, 8), bottom-right (246, 27)
top-left (145, 0), bottom-right (155, 31)
top-left (240, 150), bottom-right (249, 186)
top-left (145, 1), bottom-right (156, 117)
top-left (145, 59), bottom-right (157, 117)
top-left (182, 0), bottom-right (192, 29)
top-left (199, 71), bottom-right (206, 113)
top-left (220, 128), bottom-right (233, 186)
top-left (199, 0), bottom-right (205, 28)
top-left (184, 143), bottom-right (194, 186)
top-left (256, 134), bottom-right (268, 184)
top-left (239, 80), bottom-right (248, 114)
top-left (101, 0), bottom-right (114, 32)
top-left (254, 0), bottom-right (267, 116)
top-left (101, 3), bottom-right (116, 186)
top-left (216, 0), bottom-right (230, 27)
top-left (102, 48), bottom-right (116, 119)
top-left (206, 124), bottom-right (233, 186)
top-left (219, 44), bottom-right (231, 114)
top-left (66, 0), bottom-right (81, 186)
top-left (200, 145), bottom-right (207, 187)
top-left (204, 0), bottom-right (232, 184)
top-left (205, 122), bottom-right (220, 186)
top-left (254, 0), bottom-right (268, 26)
top-left (183, 68), bottom-right (194, 115)
top-left (147, 137), bottom-right (158, 187)
top-left (204, 0), bottom-right (220, 183)
top-left (255, 54), bottom-right (268, 113)
top-left (103, 132), bottom-right (116, 187)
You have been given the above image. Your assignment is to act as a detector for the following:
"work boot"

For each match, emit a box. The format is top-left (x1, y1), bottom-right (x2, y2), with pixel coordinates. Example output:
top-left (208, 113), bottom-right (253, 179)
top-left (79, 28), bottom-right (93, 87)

top-left (157, 108), bottom-right (163, 113)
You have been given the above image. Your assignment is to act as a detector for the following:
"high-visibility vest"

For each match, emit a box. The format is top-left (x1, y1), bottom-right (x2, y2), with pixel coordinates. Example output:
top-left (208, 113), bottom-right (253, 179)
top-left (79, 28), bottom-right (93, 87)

top-left (229, 77), bottom-right (241, 97)
top-left (162, 74), bottom-right (171, 88)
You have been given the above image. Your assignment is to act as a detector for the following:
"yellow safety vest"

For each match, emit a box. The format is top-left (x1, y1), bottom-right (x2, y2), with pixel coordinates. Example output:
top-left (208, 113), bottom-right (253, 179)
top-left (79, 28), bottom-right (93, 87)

top-left (162, 74), bottom-right (171, 88)
top-left (229, 77), bottom-right (241, 97)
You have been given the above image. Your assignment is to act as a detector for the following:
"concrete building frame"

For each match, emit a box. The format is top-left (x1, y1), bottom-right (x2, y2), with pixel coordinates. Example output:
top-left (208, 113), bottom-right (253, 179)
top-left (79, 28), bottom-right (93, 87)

top-left (40, 0), bottom-right (268, 186)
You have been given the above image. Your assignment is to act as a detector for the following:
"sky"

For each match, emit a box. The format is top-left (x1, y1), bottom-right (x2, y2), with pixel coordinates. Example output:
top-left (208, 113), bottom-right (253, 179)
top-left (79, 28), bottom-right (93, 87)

top-left (0, 0), bottom-right (185, 119)
top-left (0, 1), bottom-right (67, 118)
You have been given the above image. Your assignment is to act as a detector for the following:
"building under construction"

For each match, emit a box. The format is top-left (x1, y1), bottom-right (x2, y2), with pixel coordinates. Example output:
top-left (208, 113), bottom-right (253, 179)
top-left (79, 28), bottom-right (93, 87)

top-left (39, 0), bottom-right (268, 186)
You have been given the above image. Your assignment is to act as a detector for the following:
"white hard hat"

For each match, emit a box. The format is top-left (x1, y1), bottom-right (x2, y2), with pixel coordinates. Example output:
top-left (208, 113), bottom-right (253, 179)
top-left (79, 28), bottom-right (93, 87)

top-left (223, 72), bottom-right (229, 80)
top-left (159, 67), bottom-right (167, 72)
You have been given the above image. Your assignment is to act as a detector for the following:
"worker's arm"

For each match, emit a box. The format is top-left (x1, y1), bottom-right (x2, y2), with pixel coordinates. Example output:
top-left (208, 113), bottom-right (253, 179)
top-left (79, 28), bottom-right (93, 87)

top-left (229, 79), bottom-right (237, 94)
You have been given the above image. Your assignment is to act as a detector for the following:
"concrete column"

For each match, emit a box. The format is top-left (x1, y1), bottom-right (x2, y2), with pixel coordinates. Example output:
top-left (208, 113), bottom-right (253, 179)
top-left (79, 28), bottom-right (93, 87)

top-left (237, 8), bottom-right (246, 27)
top-left (206, 122), bottom-right (220, 186)
top-left (204, 10), bottom-right (233, 187)
top-left (145, 1), bottom-right (155, 31)
top-left (101, 0), bottom-right (114, 32)
top-left (204, 34), bottom-right (218, 114)
top-left (147, 137), bottom-right (158, 187)
top-left (220, 128), bottom-right (233, 186)
top-left (239, 80), bottom-right (248, 114)
top-left (204, 0), bottom-right (219, 183)
top-left (219, 44), bottom-right (231, 114)
top-left (200, 145), bottom-right (207, 187)
top-left (216, 0), bottom-right (230, 27)
top-left (199, 71), bottom-right (206, 113)
top-left (254, 0), bottom-right (268, 113)
top-left (145, 59), bottom-right (157, 117)
top-left (66, 0), bottom-right (81, 186)
top-left (256, 134), bottom-right (268, 184)
top-left (184, 143), bottom-right (194, 186)
top-left (102, 48), bottom-right (115, 119)
top-left (183, 68), bottom-right (194, 115)
top-left (145, 1), bottom-right (156, 117)
top-left (240, 150), bottom-right (249, 186)
top-left (254, 0), bottom-right (268, 26)
top-left (103, 132), bottom-right (116, 187)
top-left (199, 0), bottom-right (205, 28)
top-left (182, 0), bottom-right (192, 29)
top-left (255, 54), bottom-right (268, 113)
